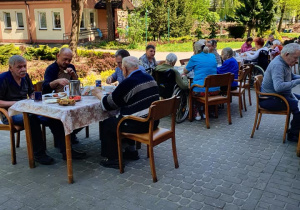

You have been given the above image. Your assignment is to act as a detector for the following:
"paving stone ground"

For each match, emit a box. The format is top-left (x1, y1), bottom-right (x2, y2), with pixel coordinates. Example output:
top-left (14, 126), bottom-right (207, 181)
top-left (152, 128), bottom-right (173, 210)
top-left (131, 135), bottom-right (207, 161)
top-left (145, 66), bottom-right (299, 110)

top-left (0, 87), bottom-right (300, 210)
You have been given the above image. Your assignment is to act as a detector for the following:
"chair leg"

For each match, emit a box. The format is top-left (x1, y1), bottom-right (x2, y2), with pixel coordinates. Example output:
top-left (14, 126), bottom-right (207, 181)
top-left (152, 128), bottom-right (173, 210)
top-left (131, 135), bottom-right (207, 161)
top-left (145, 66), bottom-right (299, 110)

top-left (251, 110), bottom-right (259, 138)
top-left (205, 104), bottom-right (210, 129)
top-left (117, 137), bottom-right (124, 174)
top-left (283, 113), bottom-right (290, 143)
top-left (10, 132), bottom-right (16, 165)
top-left (42, 125), bottom-right (47, 149)
top-left (148, 145), bottom-right (157, 182)
top-left (85, 126), bottom-right (89, 138)
top-left (239, 96), bottom-right (243, 118)
top-left (188, 97), bottom-right (193, 122)
top-left (256, 113), bottom-right (262, 130)
top-left (243, 92), bottom-right (247, 111)
top-left (214, 105), bottom-right (218, 118)
top-left (248, 88), bottom-right (252, 106)
top-left (16, 131), bottom-right (20, 148)
top-left (171, 136), bottom-right (179, 168)
top-left (99, 122), bottom-right (101, 141)
top-left (227, 102), bottom-right (232, 125)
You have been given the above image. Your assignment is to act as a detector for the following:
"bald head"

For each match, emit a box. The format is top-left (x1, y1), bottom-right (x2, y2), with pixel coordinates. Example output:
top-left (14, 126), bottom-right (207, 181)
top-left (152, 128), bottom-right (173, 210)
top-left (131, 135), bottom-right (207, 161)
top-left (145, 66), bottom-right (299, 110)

top-left (57, 48), bottom-right (73, 69)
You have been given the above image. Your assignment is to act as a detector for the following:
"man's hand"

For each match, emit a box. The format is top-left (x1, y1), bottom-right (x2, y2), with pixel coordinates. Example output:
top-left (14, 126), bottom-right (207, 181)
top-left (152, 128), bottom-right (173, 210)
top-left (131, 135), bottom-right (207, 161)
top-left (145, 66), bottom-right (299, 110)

top-left (92, 88), bottom-right (103, 100)
top-left (50, 78), bottom-right (69, 89)
top-left (65, 67), bottom-right (78, 80)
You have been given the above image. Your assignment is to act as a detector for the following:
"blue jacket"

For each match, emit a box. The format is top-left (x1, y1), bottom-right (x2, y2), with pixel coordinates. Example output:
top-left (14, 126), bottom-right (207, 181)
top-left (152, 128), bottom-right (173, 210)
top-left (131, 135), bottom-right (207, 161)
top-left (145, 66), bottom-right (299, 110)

top-left (217, 57), bottom-right (239, 87)
top-left (185, 52), bottom-right (219, 92)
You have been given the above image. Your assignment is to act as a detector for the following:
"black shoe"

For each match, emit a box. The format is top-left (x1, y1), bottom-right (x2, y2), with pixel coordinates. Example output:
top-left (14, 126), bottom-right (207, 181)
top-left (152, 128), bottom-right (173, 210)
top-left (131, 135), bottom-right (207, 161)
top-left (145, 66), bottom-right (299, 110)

top-left (123, 148), bottom-right (140, 160)
top-left (62, 149), bottom-right (87, 160)
top-left (100, 158), bottom-right (122, 169)
top-left (287, 132), bottom-right (299, 142)
top-left (71, 135), bottom-right (79, 144)
top-left (34, 153), bottom-right (54, 165)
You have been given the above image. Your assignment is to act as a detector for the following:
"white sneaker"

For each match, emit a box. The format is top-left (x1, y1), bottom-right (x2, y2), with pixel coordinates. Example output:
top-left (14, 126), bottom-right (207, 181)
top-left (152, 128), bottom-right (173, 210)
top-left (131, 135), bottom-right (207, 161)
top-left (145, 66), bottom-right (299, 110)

top-left (201, 114), bottom-right (206, 119)
top-left (195, 116), bottom-right (201, 121)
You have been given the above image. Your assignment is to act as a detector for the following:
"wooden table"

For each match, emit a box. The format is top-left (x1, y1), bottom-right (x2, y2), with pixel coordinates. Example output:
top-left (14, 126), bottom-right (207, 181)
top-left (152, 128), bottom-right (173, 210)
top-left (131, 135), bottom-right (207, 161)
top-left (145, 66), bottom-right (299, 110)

top-left (9, 96), bottom-right (115, 183)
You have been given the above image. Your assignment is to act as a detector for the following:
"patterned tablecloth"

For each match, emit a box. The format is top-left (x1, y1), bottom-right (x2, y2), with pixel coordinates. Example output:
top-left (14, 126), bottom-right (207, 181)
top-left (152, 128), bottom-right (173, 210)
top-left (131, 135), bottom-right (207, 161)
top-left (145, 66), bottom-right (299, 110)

top-left (8, 96), bottom-right (117, 135)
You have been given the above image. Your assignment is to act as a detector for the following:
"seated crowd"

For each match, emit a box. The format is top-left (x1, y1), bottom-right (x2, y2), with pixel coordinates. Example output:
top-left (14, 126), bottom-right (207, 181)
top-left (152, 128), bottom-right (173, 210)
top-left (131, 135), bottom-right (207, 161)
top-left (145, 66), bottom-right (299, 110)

top-left (0, 34), bottom-right (300, 169)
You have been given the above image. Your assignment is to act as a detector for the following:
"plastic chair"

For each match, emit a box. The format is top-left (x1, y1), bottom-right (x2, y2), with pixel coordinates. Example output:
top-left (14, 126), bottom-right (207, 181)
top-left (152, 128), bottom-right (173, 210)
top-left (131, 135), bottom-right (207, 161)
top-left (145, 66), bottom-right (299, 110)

top-left (188, 73), bottom-right (234, 129)
top-left (117, 96), bottom-right (180, 182)
top-left (250, 75), bottom-right (290, 142)
top-left (0, 108), bottom-right (24, 165)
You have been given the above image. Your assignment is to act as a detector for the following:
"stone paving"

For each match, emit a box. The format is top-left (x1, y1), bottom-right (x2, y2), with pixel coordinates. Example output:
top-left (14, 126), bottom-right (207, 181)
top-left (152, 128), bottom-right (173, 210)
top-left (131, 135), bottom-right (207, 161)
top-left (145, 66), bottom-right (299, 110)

top-left (0, 89), bottom-right (300, 210)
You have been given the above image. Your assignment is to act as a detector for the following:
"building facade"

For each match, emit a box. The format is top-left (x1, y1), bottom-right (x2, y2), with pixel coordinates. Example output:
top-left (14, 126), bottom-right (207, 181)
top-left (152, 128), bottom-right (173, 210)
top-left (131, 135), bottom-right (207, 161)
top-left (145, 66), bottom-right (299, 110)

top-left (0, 0), bottom-right (134, 43)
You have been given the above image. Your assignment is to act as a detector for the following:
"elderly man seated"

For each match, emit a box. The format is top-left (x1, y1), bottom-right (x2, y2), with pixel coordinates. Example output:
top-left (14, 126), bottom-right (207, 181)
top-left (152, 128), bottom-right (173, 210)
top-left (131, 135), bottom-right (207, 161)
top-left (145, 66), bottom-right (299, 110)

top-left (217, 47), bottom-right (239, 91)
top-left (154, 53), bottom-right (188, 90)
top-left (93, 56), bottom-right (159, 168)
top-left (139, 45), bottom-right (158, 74)
top-left (0, 55), bottom-right (65, 164)
top-left (260, 43), bottom-right (300, 141)
top-left (206, 40), bottom-right (222, 65)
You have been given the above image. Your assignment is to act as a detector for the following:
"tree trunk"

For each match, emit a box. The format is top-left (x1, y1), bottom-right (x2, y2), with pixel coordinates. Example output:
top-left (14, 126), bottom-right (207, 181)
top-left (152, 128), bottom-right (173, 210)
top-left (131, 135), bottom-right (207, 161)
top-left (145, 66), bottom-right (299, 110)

top-left (247, 26), bottom-right (252, 37)
top-left (277, 4), bottom-right (286, 32)
top-left (107, 0), bottom-right (115, 41)
top-left (69, 0), bottom-right (84, 60)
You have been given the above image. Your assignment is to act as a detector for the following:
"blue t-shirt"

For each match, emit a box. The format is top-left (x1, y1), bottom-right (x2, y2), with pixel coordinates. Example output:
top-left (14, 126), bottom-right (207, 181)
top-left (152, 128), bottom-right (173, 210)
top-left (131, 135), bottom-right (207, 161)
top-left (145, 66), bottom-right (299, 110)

top-left (185, 52), bottom-right (219, 92)
top-left (217, 57), bottom-right (239, 87)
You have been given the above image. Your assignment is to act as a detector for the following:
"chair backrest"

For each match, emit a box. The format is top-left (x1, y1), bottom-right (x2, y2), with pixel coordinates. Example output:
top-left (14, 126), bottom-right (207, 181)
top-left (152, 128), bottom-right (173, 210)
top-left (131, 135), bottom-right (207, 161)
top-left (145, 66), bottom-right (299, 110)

top-left (254, 75), bottom-right (263, 94)
top-left (204, 73), bottom-right (234, 88)
top-left (241, 64), bottom-right (253, 84)
top-left (35, 80), bottom-right (44, 91)
top-left (149, 96), bottom-right (180, 121)
top-left (153, 69), bottom-right (176, 98)
top-left (179, 58), bottom-right (190, 65)
top-left (258, 50), bottom-right (269, 70)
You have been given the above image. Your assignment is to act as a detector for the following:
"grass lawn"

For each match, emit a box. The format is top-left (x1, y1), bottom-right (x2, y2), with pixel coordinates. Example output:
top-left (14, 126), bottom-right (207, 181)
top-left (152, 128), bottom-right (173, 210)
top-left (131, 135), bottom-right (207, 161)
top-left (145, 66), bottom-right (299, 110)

top-left (280, 32), bottom-right (300, 38)
top-left (131, 41), bottom-right (245, 52)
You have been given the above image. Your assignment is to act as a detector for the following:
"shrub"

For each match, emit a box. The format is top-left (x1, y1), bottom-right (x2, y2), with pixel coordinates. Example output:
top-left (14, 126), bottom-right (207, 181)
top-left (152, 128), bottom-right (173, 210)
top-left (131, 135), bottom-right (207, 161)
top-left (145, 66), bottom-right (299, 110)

top-left (74, 63), bottom-right (90, 78)
top-left (94, 57), bottom-right (116, 73)
top-left (28, 68), bottom-right (46, 82)
top-left (0, 44), bottom-right (22, 65)
top-left (227, 25), bottom-right (246, 38)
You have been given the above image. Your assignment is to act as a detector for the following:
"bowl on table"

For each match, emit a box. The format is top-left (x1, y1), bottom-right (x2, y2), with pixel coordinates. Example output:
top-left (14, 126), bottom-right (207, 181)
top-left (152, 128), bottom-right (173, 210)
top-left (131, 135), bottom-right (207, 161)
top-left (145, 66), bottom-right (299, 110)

top-left (102, 85), bottom-right (115, 93)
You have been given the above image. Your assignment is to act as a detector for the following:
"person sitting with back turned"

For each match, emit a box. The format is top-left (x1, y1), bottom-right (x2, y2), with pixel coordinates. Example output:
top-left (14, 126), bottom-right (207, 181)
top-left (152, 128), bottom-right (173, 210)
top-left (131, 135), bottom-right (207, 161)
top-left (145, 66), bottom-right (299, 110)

top-left (154, 53), bottom-right (188, 90)
top-left (42, 47), bottom-right (86, 159)
top-left (106, 49), bottom-right (146, 85)
top-left (0, 55), bottom-right (58, 165)
top-left (92, 56), bottom-right (159, 169)
top-left (260, 43), bottom-right (300, 142)
top-left (264, 34), bottom-right (275, 48)
top-left (139, 44), bottom-right (158, 74)
top-left (217, 47), bottom-right (239, 91)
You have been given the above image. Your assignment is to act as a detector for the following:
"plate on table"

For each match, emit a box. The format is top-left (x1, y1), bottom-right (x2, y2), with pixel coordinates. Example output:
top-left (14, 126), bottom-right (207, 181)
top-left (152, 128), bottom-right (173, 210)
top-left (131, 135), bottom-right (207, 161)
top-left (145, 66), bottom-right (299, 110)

top-left (43, 94), bottom-right (60, 99)
top-left (44, 99), bottom-right (58, 104)
top-left (69, 96), bottom-right (81, 102)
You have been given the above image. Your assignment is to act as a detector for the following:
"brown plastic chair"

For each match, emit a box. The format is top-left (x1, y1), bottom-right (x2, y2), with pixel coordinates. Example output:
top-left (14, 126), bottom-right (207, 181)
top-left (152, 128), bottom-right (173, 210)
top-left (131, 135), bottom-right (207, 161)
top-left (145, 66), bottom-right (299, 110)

top-left (188, 73), bottom-right (234, 129)
top-left (231, 67), bottom-right (250, 117)
top-left (0, 108), bottom-right (24, 165)
top-left (117, 96), bottom-right (180, 182)
top-left (35, 81), bottom-right (89, 146)
top-left (241, 64), bottom-right (253, 106)
top-left (179, 58), bottom-right (190, 65)
top-left (250, 75), bottom-right (290, 142)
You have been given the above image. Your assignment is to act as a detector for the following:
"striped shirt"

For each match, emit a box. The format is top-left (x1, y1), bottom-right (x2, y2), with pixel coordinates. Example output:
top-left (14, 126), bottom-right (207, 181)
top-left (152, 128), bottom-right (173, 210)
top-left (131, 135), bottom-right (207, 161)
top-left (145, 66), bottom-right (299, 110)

top-left (102, 69), bottom-right (159, 117)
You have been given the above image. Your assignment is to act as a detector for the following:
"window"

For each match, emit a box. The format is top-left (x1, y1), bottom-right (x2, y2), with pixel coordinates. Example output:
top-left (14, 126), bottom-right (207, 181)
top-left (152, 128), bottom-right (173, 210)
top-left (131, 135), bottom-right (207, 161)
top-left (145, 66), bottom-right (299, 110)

top-left (90, 12), bottom-right (95, 28)
top-left (53, 12), bottom-right (61, 29)
top-left (80, 12), bottom-right (85, 29)
top-left (4, 12), bottom-right (12, 29)
top-left (16, 13), bottom-right (24, 29)
top-left (39, 12), bottom-right (47, 29)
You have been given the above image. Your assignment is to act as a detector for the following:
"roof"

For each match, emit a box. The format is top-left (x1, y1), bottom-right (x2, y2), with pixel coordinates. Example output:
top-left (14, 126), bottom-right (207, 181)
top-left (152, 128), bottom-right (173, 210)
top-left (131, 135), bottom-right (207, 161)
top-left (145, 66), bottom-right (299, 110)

top-left (94, 0), bottom-right (134, 10)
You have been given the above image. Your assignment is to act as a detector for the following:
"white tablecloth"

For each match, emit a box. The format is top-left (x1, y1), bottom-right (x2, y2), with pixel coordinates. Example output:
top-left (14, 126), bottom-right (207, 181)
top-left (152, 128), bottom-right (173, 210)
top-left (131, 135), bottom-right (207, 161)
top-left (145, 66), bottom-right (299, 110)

top-left (8, 96), bottom-right (117, 135)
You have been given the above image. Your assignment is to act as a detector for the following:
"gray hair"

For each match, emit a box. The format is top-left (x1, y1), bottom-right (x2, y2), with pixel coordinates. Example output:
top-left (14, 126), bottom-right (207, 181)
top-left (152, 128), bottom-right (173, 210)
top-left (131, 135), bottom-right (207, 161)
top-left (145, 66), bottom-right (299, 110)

top-left (281, 43), bottom-right (300, 55)
top-left (8, 55), bottom-right (26, 66)
top-left (273, 40), bottom-right (281, 46)
top-left (122, 56), bottom-right (139, 69)
top-left (59, 47), bottom-right (72, 55)
top-left (166, 53), bottom-right (177, 64)
top-left (194, 39), bottom-right (209, 54)
top-left (269, 34), bottom-right (274, 38)
top-left (222, 47), bottom-right (233, 58)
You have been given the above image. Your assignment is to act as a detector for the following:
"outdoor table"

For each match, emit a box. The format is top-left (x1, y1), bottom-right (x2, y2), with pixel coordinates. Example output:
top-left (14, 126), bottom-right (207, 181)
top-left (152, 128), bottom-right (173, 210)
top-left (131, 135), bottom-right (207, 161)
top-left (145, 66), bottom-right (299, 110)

top-left (8, 96), bottom-right (114, 184)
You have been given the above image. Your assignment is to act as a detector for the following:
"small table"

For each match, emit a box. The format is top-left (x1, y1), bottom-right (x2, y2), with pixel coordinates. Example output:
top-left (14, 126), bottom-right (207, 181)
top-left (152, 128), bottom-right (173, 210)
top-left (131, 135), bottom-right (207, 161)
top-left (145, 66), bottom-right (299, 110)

top-left (9, 96), bottom-right (115, 183)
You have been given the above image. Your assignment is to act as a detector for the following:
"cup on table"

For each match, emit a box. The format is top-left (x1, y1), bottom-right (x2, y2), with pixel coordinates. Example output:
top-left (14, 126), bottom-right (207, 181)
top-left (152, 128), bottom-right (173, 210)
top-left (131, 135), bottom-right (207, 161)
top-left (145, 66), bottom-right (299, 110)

top-left (34, 91), bottom-right (42, 102)
top-left (64, 85), bottom-right (70, 96)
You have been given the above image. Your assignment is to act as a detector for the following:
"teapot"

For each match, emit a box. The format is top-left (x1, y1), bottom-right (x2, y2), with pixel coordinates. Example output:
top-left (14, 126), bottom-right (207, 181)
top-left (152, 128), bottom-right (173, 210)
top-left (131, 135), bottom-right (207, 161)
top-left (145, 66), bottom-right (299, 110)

top-left (69, 80), bottom-right (82, 96)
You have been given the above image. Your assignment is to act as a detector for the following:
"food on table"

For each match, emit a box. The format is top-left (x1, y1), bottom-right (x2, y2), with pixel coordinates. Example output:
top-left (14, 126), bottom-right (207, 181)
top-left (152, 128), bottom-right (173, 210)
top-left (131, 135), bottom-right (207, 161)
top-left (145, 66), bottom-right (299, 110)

top-left (44, 99), bottom-right (58, 104)
top-left (53, 93), bottom-right (59, 97)
top-left (58, 92), bottom-right (67, 97)
top-left (58, 98), bottom-right (76, 106)
top-left (69, 95), bottom-right (81, 101)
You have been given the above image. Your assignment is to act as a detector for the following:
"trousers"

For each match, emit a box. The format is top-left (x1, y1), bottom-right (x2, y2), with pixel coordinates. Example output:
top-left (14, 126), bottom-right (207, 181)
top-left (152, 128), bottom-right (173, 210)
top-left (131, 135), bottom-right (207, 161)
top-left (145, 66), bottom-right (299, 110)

top-left (100, 116), bottom-right (159, 159)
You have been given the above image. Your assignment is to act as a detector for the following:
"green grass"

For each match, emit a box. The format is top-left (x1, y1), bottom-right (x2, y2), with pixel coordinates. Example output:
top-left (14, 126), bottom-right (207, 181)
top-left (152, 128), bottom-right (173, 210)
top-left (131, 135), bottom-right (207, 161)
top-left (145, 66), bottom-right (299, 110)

top-left (280, 32), bottom-right (300, 38)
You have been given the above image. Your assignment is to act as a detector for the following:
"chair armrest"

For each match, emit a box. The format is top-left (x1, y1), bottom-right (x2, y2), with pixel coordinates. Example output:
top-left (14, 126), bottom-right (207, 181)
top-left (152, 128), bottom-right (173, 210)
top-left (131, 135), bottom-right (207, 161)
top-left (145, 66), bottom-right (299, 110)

top-left (258, 92), bottom-right (290, 113)
top-left (117, 115), bottom-right (149, 131)
top-left (0, 108), bottom-right (14, 127)
top-left (190, 84), bottom-right (204, 92)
